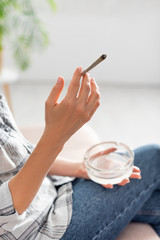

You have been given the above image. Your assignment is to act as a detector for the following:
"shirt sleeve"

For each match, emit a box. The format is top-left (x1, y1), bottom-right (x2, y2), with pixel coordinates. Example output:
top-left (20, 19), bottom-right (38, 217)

top-left (0, 181), bottom-right (25, 234)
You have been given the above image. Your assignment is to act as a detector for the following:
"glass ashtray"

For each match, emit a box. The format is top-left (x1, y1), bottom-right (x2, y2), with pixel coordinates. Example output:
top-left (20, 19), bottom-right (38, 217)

top-left (84, 141), bottom-right (134, 185)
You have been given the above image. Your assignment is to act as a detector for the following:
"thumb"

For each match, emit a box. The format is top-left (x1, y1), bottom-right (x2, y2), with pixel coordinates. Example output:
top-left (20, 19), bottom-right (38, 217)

top-left (47, 76), bottom-right (64, 104)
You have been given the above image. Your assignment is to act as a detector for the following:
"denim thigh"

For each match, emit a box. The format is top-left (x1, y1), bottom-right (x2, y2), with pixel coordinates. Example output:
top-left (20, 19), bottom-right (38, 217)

top-left (60, 144), bottom-right (160, 240)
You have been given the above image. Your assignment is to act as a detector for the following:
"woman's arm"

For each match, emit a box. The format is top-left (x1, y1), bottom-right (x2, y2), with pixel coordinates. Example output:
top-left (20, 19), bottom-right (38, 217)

top-left (9, 67), bottom-right (100, 214)
top-left (9, 134), bottom-right (62, 214)
top-left (48, 158), bottom-right (141, 188)
top-left (48, 157), bottom-right (89, 179)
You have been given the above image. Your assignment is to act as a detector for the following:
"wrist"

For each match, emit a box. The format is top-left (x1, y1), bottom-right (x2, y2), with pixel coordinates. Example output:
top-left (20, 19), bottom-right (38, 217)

top-left (42, 127), bottom-right (64, 152)
top-left (74, 162), bottom-right (89, 179)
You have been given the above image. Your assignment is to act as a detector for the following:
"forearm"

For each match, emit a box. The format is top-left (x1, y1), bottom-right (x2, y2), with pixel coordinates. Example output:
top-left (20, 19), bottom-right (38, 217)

top-left (8, 67), bottom-right (100, 215)
top-left (9, 132), bottom-right (63, 215)
top-left (48, 157), bottom-right (82, 177)
top-left (48, 157), bottom-right (89, 180)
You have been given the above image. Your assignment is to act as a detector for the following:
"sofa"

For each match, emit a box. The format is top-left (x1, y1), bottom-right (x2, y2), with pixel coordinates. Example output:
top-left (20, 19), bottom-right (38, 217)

top-left (20, 124), bottom-right (159, 240)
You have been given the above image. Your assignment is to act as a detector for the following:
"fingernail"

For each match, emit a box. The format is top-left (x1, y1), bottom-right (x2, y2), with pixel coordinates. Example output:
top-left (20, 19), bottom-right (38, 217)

top-left (57, 76), bottom-right (62, 84)
top-left (86, 73), bottom-right (90, 79)
top-left (78, 67), bottom-right (82, 73)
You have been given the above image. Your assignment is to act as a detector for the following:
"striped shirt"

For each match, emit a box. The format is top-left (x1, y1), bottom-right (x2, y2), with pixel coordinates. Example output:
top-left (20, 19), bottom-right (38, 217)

top-left (0, 95), bottom-right (73, 240)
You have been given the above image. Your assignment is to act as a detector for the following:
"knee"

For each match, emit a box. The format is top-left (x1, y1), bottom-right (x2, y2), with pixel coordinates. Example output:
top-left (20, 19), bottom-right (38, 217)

top-left (134, 144), bottom-right (160, 179)
top-left (144, 144), bottom-right (160, 168)
top-left (134, 144), bottom-right (160, 166)
top-left (147, 144), bottom-right (160, 157)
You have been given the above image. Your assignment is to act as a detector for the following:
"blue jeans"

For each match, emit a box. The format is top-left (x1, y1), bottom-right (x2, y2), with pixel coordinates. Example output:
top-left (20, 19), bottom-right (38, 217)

top-left (60, 144), bottom-right (160, 240)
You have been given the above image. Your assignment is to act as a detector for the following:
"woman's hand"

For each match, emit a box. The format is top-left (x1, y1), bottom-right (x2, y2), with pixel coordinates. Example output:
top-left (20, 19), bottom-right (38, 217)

top-left (44, 67), bottom-right (100, 148)
top-left (75, 161), bottom-right (141, 188)
top-left (102, 166), bottom-right (141, 188)
top-left (9, 67), bottom-right (100, 215)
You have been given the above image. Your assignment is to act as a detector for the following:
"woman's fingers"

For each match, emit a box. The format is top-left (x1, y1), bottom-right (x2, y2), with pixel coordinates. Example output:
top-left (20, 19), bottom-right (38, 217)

top-left (86, 78), bottom-right (100, 113)
top-left (130, 166), bottom-right (141, 178)
top-left (102, 166), bottom-right (141, 189)
top-left (67, 67), bottom-right (82, 99)
top-left (91, 147), bottom-right (117, 160)
top-left (133, 166), bottom-right (141, 173)
top-left (78, 73), bottom-right (91, 103)
top-left (46, 76), bottom-right (64, 105)
top-left (130, 172), bottom-right (141, 179)
top-left (102, 184), bottom-right (113, 189)
top-left (118, 167), bottom-right (141, 184)
top-left (118, 178), bottom-right (130, 186)
top-left (67, 69), bottom-right (100, 117)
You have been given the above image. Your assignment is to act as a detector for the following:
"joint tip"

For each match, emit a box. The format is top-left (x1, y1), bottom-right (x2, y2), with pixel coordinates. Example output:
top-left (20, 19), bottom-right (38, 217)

top-left (102, 54), bottom-right (107, 59)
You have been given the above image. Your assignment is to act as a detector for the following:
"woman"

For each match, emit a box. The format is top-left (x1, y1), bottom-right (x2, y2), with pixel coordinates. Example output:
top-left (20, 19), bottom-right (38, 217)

top-left (0, 67), bottom-right (160, 240)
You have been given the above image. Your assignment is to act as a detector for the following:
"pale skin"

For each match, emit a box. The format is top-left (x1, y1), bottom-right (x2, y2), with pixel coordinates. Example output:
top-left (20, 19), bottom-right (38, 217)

top-left (48, 155), bottom-right (141, 188)
top-left (9, 67), bottom-right (141, 215)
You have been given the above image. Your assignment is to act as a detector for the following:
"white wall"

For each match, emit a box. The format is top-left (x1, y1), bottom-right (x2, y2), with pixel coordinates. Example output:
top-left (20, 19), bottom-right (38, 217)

top-left (5, 0), bottom-right (160, 85)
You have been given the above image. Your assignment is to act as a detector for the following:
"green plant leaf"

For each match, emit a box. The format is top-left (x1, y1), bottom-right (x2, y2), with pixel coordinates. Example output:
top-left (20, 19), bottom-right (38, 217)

top-left (46, 0), bottom-right (56, 12)
top-left (0, 0), bottom-right (56, 70)
top-left (12, 36), bottom-right (31, 70)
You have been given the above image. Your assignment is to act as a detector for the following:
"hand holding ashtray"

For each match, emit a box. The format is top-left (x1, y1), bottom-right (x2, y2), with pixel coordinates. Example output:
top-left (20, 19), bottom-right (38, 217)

top-left (84, 141), bottom-right (134, 185)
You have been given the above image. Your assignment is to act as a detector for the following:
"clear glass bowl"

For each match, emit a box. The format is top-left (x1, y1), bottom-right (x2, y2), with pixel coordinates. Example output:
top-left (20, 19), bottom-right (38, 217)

top-left (84, 141), bottom-right (134, 185)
